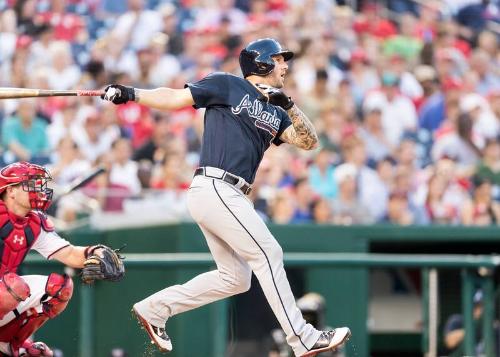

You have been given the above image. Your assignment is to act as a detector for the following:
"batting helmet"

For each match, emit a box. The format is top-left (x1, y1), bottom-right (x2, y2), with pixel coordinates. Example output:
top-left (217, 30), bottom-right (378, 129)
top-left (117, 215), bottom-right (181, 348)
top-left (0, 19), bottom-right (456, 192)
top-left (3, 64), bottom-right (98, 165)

top-left (0, 162), bottom-right (53, 211)
top-left (239, 38), bottom-right (293, 78)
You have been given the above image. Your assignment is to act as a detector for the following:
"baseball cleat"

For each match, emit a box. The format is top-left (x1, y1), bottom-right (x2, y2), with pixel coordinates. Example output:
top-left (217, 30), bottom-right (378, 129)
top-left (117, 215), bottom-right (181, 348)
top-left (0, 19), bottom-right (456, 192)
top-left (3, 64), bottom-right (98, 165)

top-left (300, 327), bottom-right (351, 357)
top-left (132, 306), bottom-right (172, 353)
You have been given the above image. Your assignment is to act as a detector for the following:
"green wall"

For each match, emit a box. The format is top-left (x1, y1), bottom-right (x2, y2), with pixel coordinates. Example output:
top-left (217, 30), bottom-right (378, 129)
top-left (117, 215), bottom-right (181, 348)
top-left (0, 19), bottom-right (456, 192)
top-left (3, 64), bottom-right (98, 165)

top-left (23, 224), bottom-right (500, 357)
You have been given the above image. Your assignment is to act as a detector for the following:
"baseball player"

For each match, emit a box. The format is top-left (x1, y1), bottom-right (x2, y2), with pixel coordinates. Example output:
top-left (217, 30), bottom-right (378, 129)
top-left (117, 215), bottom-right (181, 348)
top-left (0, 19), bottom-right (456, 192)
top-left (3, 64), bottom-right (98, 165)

top-left (102, 38), bottom-right (351, 357)
top-left (0, 162), bottom-right (124, 356)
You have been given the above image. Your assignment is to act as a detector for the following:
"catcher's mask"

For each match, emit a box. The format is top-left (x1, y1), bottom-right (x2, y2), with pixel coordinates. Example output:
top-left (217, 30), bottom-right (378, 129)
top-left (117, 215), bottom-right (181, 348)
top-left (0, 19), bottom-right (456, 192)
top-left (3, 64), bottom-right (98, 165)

top-left (239, 38), bottom-right (293, 78)
top-left (0, 162), bottom-right (53, 211)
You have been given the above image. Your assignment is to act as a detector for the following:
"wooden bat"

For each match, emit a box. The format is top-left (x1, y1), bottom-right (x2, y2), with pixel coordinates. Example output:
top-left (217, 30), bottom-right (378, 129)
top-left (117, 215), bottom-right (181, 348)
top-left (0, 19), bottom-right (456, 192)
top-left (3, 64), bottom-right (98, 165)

top-left (51, 167), bottom-right (107, 205)
top-left (0, 88), bottom-right (105, 99)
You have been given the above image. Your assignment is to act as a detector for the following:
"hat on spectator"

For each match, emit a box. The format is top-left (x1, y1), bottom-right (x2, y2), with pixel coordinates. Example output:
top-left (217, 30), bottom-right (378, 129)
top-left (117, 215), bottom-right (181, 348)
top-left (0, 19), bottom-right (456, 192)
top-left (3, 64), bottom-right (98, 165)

top-left (435, 48), bottom-right (455, 62)
top-left (333, 6), bottom-right (354, 18)
top-left (350, 48), bottom-right (368, 64)
top-left (441, 77), bottom-right (464, 92)
top-left (334, 163), bottom-right (358, 184)
top-left (460, 93), bottom-right (486, 113)
top-left (158, 3), bottom-right (176, 17)
top-left (381, 71), bottom-right (399, 87)
top-left (414, 65), bottom-right (437, 83)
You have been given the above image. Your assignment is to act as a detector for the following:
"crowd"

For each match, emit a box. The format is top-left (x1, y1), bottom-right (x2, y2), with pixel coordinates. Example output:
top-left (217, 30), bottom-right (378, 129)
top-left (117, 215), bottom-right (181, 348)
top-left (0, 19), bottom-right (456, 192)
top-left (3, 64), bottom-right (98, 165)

top-left (0, 0), bottom-right (499, 227)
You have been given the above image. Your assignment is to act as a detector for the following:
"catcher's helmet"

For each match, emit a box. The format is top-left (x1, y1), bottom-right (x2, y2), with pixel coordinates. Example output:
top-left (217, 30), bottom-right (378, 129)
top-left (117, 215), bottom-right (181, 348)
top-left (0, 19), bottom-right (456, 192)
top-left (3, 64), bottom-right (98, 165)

top-left (239, 38), bottom-right (293, 78)
top-left (0, 162), bottom-right (53, 211)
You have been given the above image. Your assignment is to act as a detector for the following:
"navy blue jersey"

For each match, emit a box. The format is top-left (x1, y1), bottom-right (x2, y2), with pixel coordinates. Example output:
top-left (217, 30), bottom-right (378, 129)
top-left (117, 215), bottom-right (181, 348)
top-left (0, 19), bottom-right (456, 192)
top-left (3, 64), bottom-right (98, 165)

top-left (185, 72), bottom-right (292, 184)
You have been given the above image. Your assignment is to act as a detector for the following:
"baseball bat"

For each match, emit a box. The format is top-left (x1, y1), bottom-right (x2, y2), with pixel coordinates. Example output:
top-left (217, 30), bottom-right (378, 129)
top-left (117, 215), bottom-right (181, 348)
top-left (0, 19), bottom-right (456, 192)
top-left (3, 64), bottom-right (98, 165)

top-left (52, 167), bottom-right (107, 204)
top-left (0, 88), bottom-right (105, 99)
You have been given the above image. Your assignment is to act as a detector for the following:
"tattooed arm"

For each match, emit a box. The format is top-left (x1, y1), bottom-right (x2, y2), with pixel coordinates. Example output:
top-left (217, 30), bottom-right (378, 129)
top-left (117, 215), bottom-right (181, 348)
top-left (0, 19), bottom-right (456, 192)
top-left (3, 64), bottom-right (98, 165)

top-left (279, 105), bottom-right (319, 150)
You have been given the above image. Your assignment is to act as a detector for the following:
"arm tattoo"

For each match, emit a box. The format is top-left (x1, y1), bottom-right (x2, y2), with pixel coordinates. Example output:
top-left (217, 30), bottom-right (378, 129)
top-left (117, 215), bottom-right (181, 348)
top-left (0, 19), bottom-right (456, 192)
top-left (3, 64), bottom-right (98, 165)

top-left (284, 105), bottom-right (318, 150)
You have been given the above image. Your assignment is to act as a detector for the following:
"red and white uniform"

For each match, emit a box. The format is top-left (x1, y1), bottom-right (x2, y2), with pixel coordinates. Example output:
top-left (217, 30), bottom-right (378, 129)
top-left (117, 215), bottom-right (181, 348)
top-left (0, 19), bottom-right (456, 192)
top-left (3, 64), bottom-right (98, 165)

top-left (0, 202), bottom-right (70, 356)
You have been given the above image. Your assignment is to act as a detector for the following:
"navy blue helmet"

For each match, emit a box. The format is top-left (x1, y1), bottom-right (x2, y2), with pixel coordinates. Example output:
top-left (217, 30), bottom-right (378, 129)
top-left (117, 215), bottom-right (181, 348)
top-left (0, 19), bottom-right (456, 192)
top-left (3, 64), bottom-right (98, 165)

top-left (239, 38), bottom-right (294, 78)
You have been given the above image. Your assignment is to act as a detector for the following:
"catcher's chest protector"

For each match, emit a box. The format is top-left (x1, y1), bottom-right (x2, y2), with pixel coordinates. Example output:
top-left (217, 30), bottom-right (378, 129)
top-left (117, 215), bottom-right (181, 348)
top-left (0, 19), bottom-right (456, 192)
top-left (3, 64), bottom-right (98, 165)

top-left (0, 202), bottom-right (42, 275)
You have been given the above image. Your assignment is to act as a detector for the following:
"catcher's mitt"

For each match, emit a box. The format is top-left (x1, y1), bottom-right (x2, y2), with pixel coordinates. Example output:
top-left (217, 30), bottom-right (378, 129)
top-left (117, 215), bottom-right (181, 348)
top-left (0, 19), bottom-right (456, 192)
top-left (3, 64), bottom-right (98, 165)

top-left (81, 244), bottom-right (125, 284)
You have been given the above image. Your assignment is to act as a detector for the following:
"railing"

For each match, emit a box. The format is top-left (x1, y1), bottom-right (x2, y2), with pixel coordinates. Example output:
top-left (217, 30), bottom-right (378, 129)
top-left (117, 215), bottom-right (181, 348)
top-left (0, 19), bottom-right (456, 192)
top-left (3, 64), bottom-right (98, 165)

top-left (26, 253), bottom-right (500, 357)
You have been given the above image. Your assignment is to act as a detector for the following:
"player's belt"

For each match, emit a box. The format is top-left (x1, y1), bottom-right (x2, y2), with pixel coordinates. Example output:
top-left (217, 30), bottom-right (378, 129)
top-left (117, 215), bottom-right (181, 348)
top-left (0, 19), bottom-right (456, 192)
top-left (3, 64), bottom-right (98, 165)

top-left (194, 167), bottom-right (252, 195)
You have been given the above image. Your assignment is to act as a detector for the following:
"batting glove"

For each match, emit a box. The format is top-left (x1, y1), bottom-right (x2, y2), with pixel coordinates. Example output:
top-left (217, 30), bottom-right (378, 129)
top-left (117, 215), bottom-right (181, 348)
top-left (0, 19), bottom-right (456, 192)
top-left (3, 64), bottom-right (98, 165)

top-left (102, 84), bottom-right (135, 105)
top-left (256, 84), bottom-right (294, 110)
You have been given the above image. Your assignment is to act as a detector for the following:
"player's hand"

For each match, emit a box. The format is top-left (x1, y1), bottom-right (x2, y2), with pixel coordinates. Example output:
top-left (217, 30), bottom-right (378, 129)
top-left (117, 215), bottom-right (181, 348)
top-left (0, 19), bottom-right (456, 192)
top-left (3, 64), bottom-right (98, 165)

top-left (256, 84), bottom-right (294, 110)
top-left (102, 84), bottom-right (135, 105)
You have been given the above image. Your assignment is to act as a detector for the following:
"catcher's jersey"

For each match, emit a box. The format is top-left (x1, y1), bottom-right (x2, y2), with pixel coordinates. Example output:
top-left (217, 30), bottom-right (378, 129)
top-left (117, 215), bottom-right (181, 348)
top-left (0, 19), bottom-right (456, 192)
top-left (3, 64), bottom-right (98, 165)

top-left (185, 72), bottom-right (292, 184)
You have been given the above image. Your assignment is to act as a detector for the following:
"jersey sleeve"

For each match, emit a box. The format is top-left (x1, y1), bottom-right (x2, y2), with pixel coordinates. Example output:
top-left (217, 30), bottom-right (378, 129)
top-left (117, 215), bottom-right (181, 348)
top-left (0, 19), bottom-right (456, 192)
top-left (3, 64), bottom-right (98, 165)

top-left (31, 230), bottom-right (71, 260)
top-left (184, 72), bottom-right (230, 109)
top-left (272, 108), bottom-right (292, 146)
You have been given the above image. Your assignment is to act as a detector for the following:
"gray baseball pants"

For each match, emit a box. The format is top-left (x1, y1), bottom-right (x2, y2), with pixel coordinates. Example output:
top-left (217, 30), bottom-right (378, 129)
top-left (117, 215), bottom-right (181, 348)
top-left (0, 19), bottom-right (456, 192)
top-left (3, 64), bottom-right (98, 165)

top-left (133, 170), bottom-right (321, 356)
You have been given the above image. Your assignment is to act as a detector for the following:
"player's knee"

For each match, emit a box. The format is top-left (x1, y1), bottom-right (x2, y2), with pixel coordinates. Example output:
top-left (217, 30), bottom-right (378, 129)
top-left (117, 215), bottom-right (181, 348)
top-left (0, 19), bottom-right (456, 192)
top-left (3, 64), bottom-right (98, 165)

top-left (0, 273), bottom-right (30, 317)
top-left (43, 273), bottom-right (73, 318)
top-left (234, 271), bottom-right (252, 294)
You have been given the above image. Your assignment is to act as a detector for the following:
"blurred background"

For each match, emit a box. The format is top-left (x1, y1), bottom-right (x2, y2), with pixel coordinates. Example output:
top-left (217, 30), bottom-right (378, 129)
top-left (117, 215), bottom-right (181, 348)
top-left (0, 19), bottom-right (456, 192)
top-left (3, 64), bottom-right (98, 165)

top-left (1, 0), bottom-right (500, 356)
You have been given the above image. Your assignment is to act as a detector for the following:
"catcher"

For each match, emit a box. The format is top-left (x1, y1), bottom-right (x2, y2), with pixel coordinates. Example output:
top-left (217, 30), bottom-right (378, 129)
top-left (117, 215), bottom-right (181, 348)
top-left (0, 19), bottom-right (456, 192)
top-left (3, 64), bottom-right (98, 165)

top-left (0, 162), bottom-right (124, 356)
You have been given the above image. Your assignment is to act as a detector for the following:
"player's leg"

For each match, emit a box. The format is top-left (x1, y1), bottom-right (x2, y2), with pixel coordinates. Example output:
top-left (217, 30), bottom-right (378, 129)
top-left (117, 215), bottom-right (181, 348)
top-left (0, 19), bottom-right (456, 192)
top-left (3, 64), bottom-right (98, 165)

top-left (0, 273), bottom-right (30, 320)
top-left (0, 274), bottom-right (72, 356)
top-left (203, 179), bottom-right (349, 357)
top-left (134, 225), bottom-right (251, 326)
top-left (132, 189), bottom-right (252, 352)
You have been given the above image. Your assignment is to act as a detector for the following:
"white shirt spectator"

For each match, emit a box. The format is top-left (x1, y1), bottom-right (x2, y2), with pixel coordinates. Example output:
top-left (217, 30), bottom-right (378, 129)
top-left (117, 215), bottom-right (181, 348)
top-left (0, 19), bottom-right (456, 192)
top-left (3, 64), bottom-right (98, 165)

top-left (112, 10), bottom-right (162, 51)
top-left (432, 133), bottom-right (480, 166)
top-left (109, 161), bottom-right (141, 196)
top-left (358, 166), bottom-right (389, 221)
top-left (45, 65), bottom-right (81, 90)
top-left (363, 90), bottom-right (418, 147)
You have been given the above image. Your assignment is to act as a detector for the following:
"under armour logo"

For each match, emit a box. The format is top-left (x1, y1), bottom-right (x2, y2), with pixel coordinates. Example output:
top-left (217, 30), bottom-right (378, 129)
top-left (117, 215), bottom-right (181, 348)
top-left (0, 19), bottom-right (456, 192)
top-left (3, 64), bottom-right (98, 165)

top-left (13, 235), bottom-right (24, 245)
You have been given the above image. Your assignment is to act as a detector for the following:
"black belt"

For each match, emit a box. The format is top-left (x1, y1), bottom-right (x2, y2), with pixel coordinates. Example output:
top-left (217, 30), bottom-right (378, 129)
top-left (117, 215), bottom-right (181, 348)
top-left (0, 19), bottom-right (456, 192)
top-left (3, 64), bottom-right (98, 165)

top-left (194, 167), bottom-right (252, 195)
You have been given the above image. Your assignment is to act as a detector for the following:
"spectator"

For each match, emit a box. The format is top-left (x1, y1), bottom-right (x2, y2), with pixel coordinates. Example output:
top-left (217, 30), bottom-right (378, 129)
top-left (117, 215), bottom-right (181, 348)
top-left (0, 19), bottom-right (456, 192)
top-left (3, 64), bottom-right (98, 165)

top-left (71, 108), bottom-right (117, 163)
top-left (363, 71), bottom-right (418, 147)
top-left (45, 41), bottom-right (81, 90)
top-left (269, 190), bottom-right (295, 224)
top-left (341, 135), bottom-right (387, 221)
top-left (47, 137), bottom-right (92, 222)
top-left (110, 0), bottom-right (162, 52)
top-left (475, 138), bottom-right (500, 199)
top-left (358, 107), bottom-right (392, 164)
top-left (432, 112), bottom-right (481, 169)
top-left (311, 198), bottom-right (333, 224)
top-left (424, 174), bottom-right (458, 224)
top-left (1, 98), bottom-right (49, 164)
top-left (109, 138), bottom-right (142, 196)
top-left (419, 76), bottom-right (456, 133)
top-left (381, 191), bottom-right (415, 225)
top-left (308, 148), bottom-right (337, 199)
top-left (291, 178), bottom-right (314, 224)
top-left (150, 155), bottom-right (190, 191)
top-left (461, 176), bottom-right (500, 226)
top-left (331, 163), bottom-right (373, 225)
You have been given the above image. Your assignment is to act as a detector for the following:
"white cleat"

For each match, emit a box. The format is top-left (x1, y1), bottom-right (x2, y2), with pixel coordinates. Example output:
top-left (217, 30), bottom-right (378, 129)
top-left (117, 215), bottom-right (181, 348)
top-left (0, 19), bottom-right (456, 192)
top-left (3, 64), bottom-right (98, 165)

top-left (132, 305), bottom-right (173, 353)
top-left (301, 327), bottom-right (351, 357)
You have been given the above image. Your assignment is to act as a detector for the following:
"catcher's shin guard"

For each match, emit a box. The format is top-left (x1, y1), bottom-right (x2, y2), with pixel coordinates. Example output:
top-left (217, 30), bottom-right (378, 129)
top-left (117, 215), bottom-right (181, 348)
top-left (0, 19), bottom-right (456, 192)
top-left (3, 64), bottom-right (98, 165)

top-left (43, 273), bottom-right (73, 318)
top-left (0, 274), bottom-right (73, 355)
top-left (0, 273), bottom-right (30, 319)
